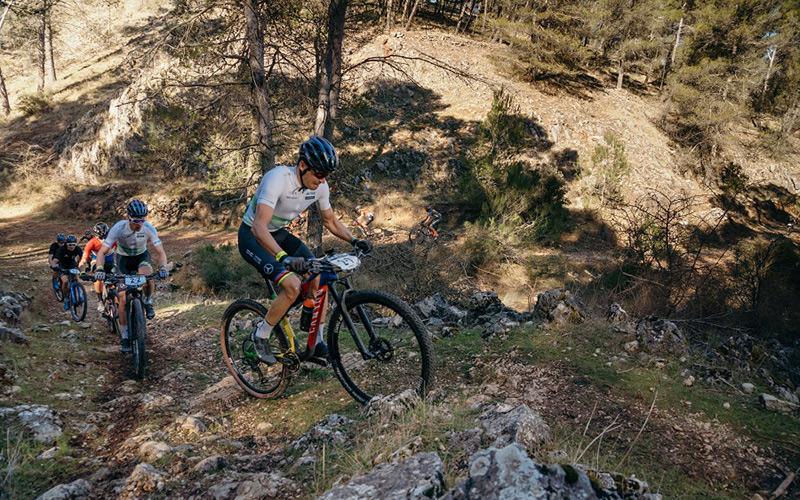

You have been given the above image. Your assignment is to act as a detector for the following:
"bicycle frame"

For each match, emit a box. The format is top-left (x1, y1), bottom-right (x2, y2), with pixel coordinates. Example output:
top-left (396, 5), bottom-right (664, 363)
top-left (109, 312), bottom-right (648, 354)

top-left (268, 268), bottom-right (381, 362)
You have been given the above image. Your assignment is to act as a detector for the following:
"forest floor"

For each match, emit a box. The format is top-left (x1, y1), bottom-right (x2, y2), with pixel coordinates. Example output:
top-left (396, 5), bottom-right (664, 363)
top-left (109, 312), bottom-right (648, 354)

top-left (1, 205), bottom-right (798, 499)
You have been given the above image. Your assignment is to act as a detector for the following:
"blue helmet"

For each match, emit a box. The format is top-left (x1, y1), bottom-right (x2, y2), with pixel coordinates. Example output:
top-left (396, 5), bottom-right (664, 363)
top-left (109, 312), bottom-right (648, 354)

top-left (127, 199), bottom-right (148, 218)
top-left (298, 136), bottom-right (339, 174)
top-left (56, 233), bottom-right (66, 243)
top-left (66, 234), bottom-right (77, 244)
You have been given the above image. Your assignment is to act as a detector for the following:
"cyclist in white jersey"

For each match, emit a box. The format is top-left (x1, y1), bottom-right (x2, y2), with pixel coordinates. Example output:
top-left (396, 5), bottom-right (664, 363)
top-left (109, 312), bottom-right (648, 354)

top-left (238, 136), bottom-right (371, 363)
top-left (94, 199), bottom-right (169, 352)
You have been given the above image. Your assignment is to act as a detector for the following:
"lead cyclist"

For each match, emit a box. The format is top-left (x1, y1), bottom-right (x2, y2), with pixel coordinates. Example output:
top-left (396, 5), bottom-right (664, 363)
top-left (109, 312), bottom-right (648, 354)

top-left (238, 136), bottom-right (371, 364)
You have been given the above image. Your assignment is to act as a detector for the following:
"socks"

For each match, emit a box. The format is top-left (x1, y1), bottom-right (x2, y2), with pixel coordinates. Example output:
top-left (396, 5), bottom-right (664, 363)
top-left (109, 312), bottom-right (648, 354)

top-left (121, 326), bottom-right (128, 339)
top-left (256, 320), bottom-right (275, 339)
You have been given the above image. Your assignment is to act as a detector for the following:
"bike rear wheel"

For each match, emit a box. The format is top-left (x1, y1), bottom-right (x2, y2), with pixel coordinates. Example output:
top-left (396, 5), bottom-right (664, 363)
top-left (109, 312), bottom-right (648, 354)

top-left (70, 282), bottom-right (87, 323)
top-left (129, 299), bottom-right (147, 379)
top-left (329, 290), bottom-right (433, 405)
top-left (221, 299), bottom-right (291, 399)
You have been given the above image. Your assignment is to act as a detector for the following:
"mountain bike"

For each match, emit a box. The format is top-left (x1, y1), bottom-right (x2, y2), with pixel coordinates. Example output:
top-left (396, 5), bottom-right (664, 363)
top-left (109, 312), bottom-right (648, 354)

top-left (84, 272), bottom-right (159, 379)
top-left (81, 273), bottom-right (122, 339)
top-left (58, 268), bottom-right (87, 322)
top-left (220, 251), bottom-right (433, 404)
top-left (408, 207), bottom-right (442, 245)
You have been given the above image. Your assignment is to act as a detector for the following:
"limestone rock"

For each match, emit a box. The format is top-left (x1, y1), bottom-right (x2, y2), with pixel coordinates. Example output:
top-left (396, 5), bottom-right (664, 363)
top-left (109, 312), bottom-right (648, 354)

top-left (606, 303), bottom-right (629, 323)
top-left (206, 471), bottom-right (298, 499)
top-left (759, 393), bottom-right (799, 414)
top-left (319, 452), bottom-right (445, 500)
top-left (0, 404), bottom-right (63, 443)
top-left (635, 317), bottom-right (686, 353)
top-left (365, 389), bottom-right (420, 419)
top-left (291, 414), bottom-right (353, 452)
top-left (194, 455), bottom-right (227, 473)
top-left (533, 289), bottom-right (586, 325)
top-left (138, 441), bottom-right (172, 461)
top-left (176, 415), bottom-right (207, 435)
top-left (121, 463), bottom-right (165, 499)
top-left (0, 324), bottom-right (28, 344)
top-left (35, 479), bottom-right (91, 500)
top-left (741, 382), bottom-right (755, 394)
top-left (478, 404), bottom-right (551, 454)
top-left (192, 376), bottom-right (243, 409)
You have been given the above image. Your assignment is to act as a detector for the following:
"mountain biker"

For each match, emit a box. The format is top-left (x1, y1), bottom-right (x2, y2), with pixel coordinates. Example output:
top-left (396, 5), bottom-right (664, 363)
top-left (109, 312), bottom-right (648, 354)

top-left (238, 136), bottom-right (371, 363)
top-left (78, 223), bottom-right (115, 313)
top-left (48, 233), bottom-right (66, 287)
top-left (94, 200), bottom-right (169, 352)
top-left (79, 228), bottom-right (94, 244)
top-left (54, 235), bottom-right (83, 310)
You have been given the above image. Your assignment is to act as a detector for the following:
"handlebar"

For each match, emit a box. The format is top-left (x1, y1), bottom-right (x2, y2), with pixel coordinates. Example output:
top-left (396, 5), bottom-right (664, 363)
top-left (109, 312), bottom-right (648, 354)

top-left (80, 272), bottom-right (162, 283)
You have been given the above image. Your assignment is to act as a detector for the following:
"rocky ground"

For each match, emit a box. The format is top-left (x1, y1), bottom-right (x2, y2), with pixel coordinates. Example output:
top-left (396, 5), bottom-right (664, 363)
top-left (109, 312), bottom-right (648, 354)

top-left (1, 211), bottom-right (798, 499)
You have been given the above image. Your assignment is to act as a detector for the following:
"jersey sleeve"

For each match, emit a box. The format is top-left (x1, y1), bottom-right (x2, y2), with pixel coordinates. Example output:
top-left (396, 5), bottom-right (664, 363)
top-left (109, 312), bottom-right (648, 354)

top-left (316, 182), bottom-right (332, 211)
top-left (145, 223), bottom-right (162, 247)
top-left (256, 168), bottom-right (286, 209)
top-left (81, 241), bottom-right (94, 262)
top-left (103, 222), bottom-right (122, 248)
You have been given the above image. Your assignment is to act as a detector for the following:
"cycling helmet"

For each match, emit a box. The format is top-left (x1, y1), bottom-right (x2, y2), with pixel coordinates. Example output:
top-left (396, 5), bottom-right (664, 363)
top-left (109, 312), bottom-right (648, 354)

top-left (298, 136), bottom-right (338, 174)
top-left (56, 233), bottom-right (66, 243)
top-left (127, 199), bottom-right (149, 218)
top-left (93, 222), bottom-right (109, 239)
top-left (66, 234), bottom-right (77, 244)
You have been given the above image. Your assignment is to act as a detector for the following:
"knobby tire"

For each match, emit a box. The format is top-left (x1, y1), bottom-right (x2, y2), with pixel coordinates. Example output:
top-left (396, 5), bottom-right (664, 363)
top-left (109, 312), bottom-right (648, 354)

top-left (130, 299), bottom-right (147, 379)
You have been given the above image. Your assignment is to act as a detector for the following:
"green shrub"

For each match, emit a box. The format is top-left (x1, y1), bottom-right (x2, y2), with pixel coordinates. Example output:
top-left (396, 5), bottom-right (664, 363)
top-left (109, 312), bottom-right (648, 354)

top-left (481, 89), bottom-right (528, 155)
top-left (18, 93), bottom-right (52, 116)
top-left (191, 244), bottom-right (265, 297)
top-left (582, 132), bottom-right (631, 206)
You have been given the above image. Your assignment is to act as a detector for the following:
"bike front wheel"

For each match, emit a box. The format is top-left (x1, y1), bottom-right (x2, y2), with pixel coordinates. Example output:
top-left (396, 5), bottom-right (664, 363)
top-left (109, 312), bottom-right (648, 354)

top-left (220, 299), bottom-right (291, 399)
top-left (328, 290), bottom-right (433, 405)
top-left (129, 299), bottom-right (147, 379)
top-left (70, 283), bottom-right (87, 323)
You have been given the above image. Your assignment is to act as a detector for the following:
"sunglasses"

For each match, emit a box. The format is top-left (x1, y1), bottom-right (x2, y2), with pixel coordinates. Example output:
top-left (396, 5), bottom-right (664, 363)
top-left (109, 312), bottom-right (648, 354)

top-left (130, 218), bottom-right (146, 224)
top-left (306, 169), bottom-right (328, 180)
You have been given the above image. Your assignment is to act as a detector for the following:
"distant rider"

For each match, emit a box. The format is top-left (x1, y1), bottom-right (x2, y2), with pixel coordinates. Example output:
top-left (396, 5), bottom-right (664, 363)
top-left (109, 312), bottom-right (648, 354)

top-left (48, 233), bottom-right (66, 287)
top-left (54, 235), bottom-right (82, 310)
top-left (94, 200), bottom-right (169, 352)
top-left (78, 223), bottom-right (115, 313)
top-left (238, 136), bottom-right (371, 363)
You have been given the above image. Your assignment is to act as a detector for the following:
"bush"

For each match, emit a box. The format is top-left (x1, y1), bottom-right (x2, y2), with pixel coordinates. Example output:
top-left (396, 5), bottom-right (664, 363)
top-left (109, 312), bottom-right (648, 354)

top-left (18, 93), bottom-right (52, 117)
top-left (190, 244), bottom-right (266, 296)
top-left (580, 132), bottom-right (631, 206)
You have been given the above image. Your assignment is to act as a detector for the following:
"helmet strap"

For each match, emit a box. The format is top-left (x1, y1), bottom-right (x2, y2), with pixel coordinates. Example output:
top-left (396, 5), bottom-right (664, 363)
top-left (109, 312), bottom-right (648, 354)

top-left (297, 162), bottom-right (310, 191)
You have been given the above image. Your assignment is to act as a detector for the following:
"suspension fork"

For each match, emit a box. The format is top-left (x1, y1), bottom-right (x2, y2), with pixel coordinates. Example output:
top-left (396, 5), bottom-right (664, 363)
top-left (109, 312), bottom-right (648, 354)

top-left (329, 280), bottom-right (380, 359)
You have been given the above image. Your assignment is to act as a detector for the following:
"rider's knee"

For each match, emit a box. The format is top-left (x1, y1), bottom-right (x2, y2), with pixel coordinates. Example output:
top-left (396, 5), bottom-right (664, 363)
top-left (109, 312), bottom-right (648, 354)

top-left (280, 275), bottom-right (302, 300)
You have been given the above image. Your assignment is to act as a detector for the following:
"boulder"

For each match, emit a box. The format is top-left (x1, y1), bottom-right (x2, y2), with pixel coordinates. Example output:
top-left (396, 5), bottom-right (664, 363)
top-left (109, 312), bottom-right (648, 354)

top-left (121, 463), bottom-right (165, 499)
top-left (759, 393), bottom-right (799, 414)
top-left (138, 441), bottom-right (172, 461)
top-left (413, 293), bottom-right (468, 324)
top-left (635, 317), bottom-right (687, 353)
top-left (0, 291), bottom-right (30, 324)
top-left (478, 404), bottom-right (551, 454)
top-left (206, 471), bottom-right (299, 499)
top-left (291, 414), bottom-right (353, 452)
top-left (533, 289), bottom-right (586, 325)
top-left (319, 452), bottom-right (445, 500)
top-left (365, 389), bottom-right (420, 419)
top-left (194, 455), bottom-right (227, 473)
top-left (0, 324), bottom-right (28, 344)
top-left (35, 479), bottom-right (91, 500)
top-left (444, 444), bottom-right (660, 499)
top-left (192, 376), bottom-right (243, 409)
top-left (0, 404), bottom-right (63, 443)
top-left (176, 415), bottom-right (206, 435)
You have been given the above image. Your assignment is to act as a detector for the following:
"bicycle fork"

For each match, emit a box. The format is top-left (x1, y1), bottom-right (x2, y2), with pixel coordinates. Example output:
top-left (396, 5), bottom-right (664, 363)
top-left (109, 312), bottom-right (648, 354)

top-left (329, 284), bottom-right (384, 361)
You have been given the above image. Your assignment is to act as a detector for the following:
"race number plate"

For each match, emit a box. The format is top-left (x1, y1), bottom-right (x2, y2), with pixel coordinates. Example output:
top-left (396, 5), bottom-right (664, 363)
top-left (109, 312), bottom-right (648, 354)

top-left (125, 276), bottom-right (147, 287)
top-left (328, 254), bottom-right (361, 272)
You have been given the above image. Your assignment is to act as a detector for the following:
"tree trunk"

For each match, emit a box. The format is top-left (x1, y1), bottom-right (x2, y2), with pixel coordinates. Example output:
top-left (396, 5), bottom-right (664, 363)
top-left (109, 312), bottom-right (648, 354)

top-left (404, 0), bottom-right (421, 29)
top-left (762, 46), bottom-right (776, 97)
top-left (37, 3), bottom-right (46, 91)
top-left (616, 58), bottom-right (624, 89)
top-left (242, 0), bottom-right (275, 172)
top-left (44, 12), bottom-right (56, 85)
top-left (400, 0), bottom-right (411, 22)
top-left (386, 0), bottom-right (393, 30)
top-left (310, 0), bottom-right (349, 254)
top-left (670, 16), bottom-right (683, 66)
top-left (0, 65), bottom-right (10, 115)
top-left (455, 0), bottom-right (470, 32)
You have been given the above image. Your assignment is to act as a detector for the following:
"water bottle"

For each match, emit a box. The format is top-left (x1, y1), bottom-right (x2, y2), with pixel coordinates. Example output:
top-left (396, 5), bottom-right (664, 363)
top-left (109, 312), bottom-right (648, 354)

top-left (299, 298), bottom-right (315, 331)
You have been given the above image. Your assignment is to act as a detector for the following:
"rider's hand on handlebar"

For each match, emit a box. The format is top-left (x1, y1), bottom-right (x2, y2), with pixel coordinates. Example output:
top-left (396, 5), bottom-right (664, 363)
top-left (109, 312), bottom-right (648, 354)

top-left (94, 270), bottom-right (106, 281)
top-left (281, 256), bottom-right (308, 273)
top-left (158, 265), bottom-right (169, 279)
top-left (351, 238), bottom-right (372, 255)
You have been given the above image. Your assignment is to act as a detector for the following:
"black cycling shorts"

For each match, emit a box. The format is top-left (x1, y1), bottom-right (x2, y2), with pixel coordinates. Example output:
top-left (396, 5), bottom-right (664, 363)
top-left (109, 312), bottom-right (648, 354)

top-left (117, 251), bottom-right (151, 275)
top-left (238, 223), bottom-right (313, 285)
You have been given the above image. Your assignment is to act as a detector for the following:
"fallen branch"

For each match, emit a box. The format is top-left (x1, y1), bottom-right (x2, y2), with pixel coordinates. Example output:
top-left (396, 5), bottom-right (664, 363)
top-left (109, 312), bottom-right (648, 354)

top-left (770, 469), bottom-right (797, 499)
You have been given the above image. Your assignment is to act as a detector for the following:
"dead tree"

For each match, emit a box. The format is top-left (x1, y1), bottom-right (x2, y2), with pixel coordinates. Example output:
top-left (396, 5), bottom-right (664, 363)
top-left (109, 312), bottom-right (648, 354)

top-left (0, 0), bottom-right (14, 114)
